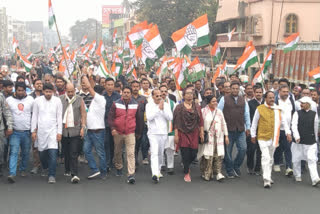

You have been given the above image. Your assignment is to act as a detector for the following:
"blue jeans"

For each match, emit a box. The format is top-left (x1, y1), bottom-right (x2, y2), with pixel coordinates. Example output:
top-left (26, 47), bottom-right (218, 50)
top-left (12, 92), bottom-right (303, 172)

top-left (84, 129), bottom-right (107, 174)
top-left (8, 130), bottom-right (31, 176)
top-left (39, 149), bottom-right (58, 177)
top-left (274, 130), bottom-right (292, 169)
top-left (104, 127), bottom-right (114, 169)
top-left (224, 131), bottom-right (247, 175)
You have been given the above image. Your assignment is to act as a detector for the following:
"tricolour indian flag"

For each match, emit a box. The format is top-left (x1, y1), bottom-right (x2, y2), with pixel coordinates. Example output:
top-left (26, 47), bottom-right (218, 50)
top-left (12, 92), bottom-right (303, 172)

top-left (227, 27), bottom-right (236, 41)
top-left (126, 62), bottom-right (137, 80)
top-left (234, 41), bottom-right (258, 71)
top-left (173, 58), bottom-right (189, 90)
top-left (187, 57), bottom-right (205, 82)
top-left (210, 41), bottom-right (221, 63)
top-left (88, 40), bottom-right (96, 55)
top-left (96, 57), bottom-right (110, 78)
top-left (12, 37), bottom-right (19, 53)
top-left (252, 49), bottom-right (272, 85)
top-left (284, 32), bottom-right (300, 53)
top-left (261, 49), bottom-right (272, 74)
top-left (128, 21), bottom-right (149, 47)
top-left (96, 40), bottom-right (107, 58)
top-left (48, 0), bottom-right (56, 29)
top-left (65, 44), bottom-right (70, 52)
top-left (111, 53), bottom-right (123, 77)
top-left (141, 24), bottom-right (165, 70)
top-left (171, 14), bottom-right (210, 55)
top-left (26, 53), bottom-right (33, 62)
top-left (113, 29), bottom-right (117, 44)
top-left (80, 35), bottom-right (87, 46)
top-left (16, 49), bottom-right (32, 72)
top-left (157, 56), bottom-right (175, 80)
top-left (212, 60), bottom-right (227, 83)
top-left (308, 66), bottom-right (320, 83)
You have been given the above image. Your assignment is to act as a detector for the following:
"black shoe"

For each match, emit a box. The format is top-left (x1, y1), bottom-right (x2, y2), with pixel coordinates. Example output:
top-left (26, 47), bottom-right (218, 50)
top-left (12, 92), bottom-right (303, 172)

top-left (152, 175), bottom-right (159, 184)
top-left (127, 175), bottom-right (135, 184)
top-left (8, 175), bottom-right (15, 183)
top-left (116, 169), bottom-right (123, 177)
top-left (254, 170), bottom-right (261, 176)
top-left (167, 168), bottom-right (174, 175)
top-left (0, 164), bottom-right (3, 177)
top-left (226, 172), bottom-right (235, 179)
top-left (100, 173), bottom-right (107, 180)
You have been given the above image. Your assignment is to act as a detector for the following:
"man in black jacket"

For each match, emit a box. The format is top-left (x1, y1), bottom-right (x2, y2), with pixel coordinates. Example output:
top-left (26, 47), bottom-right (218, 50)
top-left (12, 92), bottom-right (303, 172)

top-left (247, 85), bottom-right (263, 175)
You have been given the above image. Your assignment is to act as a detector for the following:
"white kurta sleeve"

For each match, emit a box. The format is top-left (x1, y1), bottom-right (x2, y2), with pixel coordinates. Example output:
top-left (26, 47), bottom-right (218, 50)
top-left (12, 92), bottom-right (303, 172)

top-left (56, 99), bottom-right (63, 135)
top-left (250, 109), bottom-right (260, 138)
top-left (291, 112), bottom-right (300, 141)
top-left (31, 101), bottom-right (39, 133)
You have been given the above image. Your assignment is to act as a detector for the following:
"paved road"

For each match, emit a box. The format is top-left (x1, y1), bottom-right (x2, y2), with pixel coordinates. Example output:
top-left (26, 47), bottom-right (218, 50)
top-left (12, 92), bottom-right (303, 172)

top-left (0, 155), bottom-right (319, 214)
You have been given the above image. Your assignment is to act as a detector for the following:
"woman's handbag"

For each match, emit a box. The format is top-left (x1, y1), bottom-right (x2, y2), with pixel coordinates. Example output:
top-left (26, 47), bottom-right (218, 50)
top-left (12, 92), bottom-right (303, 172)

top-left (202, 110), bottom-right (217, 144)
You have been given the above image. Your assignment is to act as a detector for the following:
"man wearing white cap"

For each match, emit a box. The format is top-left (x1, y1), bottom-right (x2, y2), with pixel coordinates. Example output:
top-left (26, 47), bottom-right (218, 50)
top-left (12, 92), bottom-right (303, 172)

top-left (291, 96), bottom-right (320, 186)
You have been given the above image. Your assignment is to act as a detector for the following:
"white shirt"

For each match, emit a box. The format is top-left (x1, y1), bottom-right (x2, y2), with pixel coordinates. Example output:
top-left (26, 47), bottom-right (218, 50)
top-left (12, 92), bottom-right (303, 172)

top-left (278, 97), bottom-right (293, 131)
top-left (86, 93), bottom-right (106, 130)
top-left (146, 100), bottom-right (173, 135)
top-left (31, 96), bottom-right (63, 151)
top-left (6, 96), bottom-right (34, 130)
top-left (291, 110), bottom-right (318, 142)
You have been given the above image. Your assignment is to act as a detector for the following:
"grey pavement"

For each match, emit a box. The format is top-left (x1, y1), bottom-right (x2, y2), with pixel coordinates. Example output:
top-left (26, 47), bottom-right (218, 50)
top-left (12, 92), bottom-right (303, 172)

top-left (0, 156), bottom-right (319, 214)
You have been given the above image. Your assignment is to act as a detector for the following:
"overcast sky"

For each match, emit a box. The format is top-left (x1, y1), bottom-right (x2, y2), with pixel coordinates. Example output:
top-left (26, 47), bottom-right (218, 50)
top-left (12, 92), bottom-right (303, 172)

top-left (1, 0), bottom-right (123, 36)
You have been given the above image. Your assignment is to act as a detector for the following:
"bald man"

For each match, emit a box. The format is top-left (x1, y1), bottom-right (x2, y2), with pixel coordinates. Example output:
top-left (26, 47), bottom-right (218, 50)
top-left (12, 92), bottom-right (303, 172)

top-left (60, 83), bottom-right (87, 184)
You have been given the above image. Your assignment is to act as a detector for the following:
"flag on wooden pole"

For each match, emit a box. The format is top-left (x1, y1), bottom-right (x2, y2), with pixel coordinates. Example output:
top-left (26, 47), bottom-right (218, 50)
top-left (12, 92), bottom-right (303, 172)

top-left (48, 0), bottom-right (56, 29)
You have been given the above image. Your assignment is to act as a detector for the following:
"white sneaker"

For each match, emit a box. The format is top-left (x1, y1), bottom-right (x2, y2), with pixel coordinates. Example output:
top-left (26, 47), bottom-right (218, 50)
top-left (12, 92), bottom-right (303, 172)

top-left (216, 173), bottom-right (225, 181)
top-left (295, 177), bottom-right (302, 182)
top-left (273, 165), bottom-right (281, 172)
top-left (312, 178), bottom-right (320, 187)
top-left (48, 176), bottom-right (56, 184)
top-left (285, 168), bottom-right (293, 176)
top-left (159, 173), bottom-right (164, 178)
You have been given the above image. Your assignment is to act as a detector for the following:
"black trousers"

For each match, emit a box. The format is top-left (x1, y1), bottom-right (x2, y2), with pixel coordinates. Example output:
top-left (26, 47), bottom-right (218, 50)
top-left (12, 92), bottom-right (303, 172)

top-left (180, 147), bottom-right (198, 174)
top-left (62, 136), bottom-right (81, 176)
top-left (246, 136), bottom-right (261, 172)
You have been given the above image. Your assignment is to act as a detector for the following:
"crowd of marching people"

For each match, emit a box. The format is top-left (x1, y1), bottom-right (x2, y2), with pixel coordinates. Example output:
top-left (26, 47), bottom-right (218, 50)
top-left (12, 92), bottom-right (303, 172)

top-left (0, 57), bottom-right (320, 189)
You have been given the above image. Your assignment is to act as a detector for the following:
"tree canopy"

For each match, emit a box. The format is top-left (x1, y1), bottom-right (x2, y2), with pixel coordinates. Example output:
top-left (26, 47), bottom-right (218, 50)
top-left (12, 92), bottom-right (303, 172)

top-left (133, 0), bottom-right (218, 49)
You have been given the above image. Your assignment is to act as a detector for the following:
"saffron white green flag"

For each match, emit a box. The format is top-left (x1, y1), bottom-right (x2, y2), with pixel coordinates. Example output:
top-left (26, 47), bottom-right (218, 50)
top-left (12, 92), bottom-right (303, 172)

top-left (48, 0), bottom-right (56, 29)
top-left (171, 14), bottom-right (210, 55)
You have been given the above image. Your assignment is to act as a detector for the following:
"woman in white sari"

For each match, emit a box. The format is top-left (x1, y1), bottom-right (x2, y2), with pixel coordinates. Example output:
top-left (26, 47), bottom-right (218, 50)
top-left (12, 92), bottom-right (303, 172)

top-left (198, 95), bottom-right (229, 181)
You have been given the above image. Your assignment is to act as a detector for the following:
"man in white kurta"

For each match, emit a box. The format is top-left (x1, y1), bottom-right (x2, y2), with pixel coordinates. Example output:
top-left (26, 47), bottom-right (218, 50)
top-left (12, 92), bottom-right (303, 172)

top-left (146, 89), bottom-right (173, 183)
top-left (291, 96), bottom-right (320, 186)
top-left (160, 85), bottom-right (176, 175)
top-left (31, 83), bottom-right (62, 184)
top-left (251, 91), bottom-right (291, 188)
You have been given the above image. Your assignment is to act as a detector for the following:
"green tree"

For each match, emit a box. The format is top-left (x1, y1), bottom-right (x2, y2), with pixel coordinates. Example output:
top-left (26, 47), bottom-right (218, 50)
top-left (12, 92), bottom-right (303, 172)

top-left (69, 18), bottom-right (102, 47)
top-left (133, 0), bottom-right (218, 49)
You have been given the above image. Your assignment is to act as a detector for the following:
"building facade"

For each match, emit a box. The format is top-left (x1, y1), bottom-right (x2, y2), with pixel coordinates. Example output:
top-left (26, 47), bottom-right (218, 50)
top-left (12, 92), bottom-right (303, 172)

top-left (215, 0), bottom-right (320, 72)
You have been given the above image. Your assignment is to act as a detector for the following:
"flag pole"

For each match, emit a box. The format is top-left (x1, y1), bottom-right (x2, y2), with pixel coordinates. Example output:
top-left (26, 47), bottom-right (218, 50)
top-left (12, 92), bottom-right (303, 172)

top-left (209, 45), bottom-right (215, 72)
top-left (53, 19), bottom-right (71, 80)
